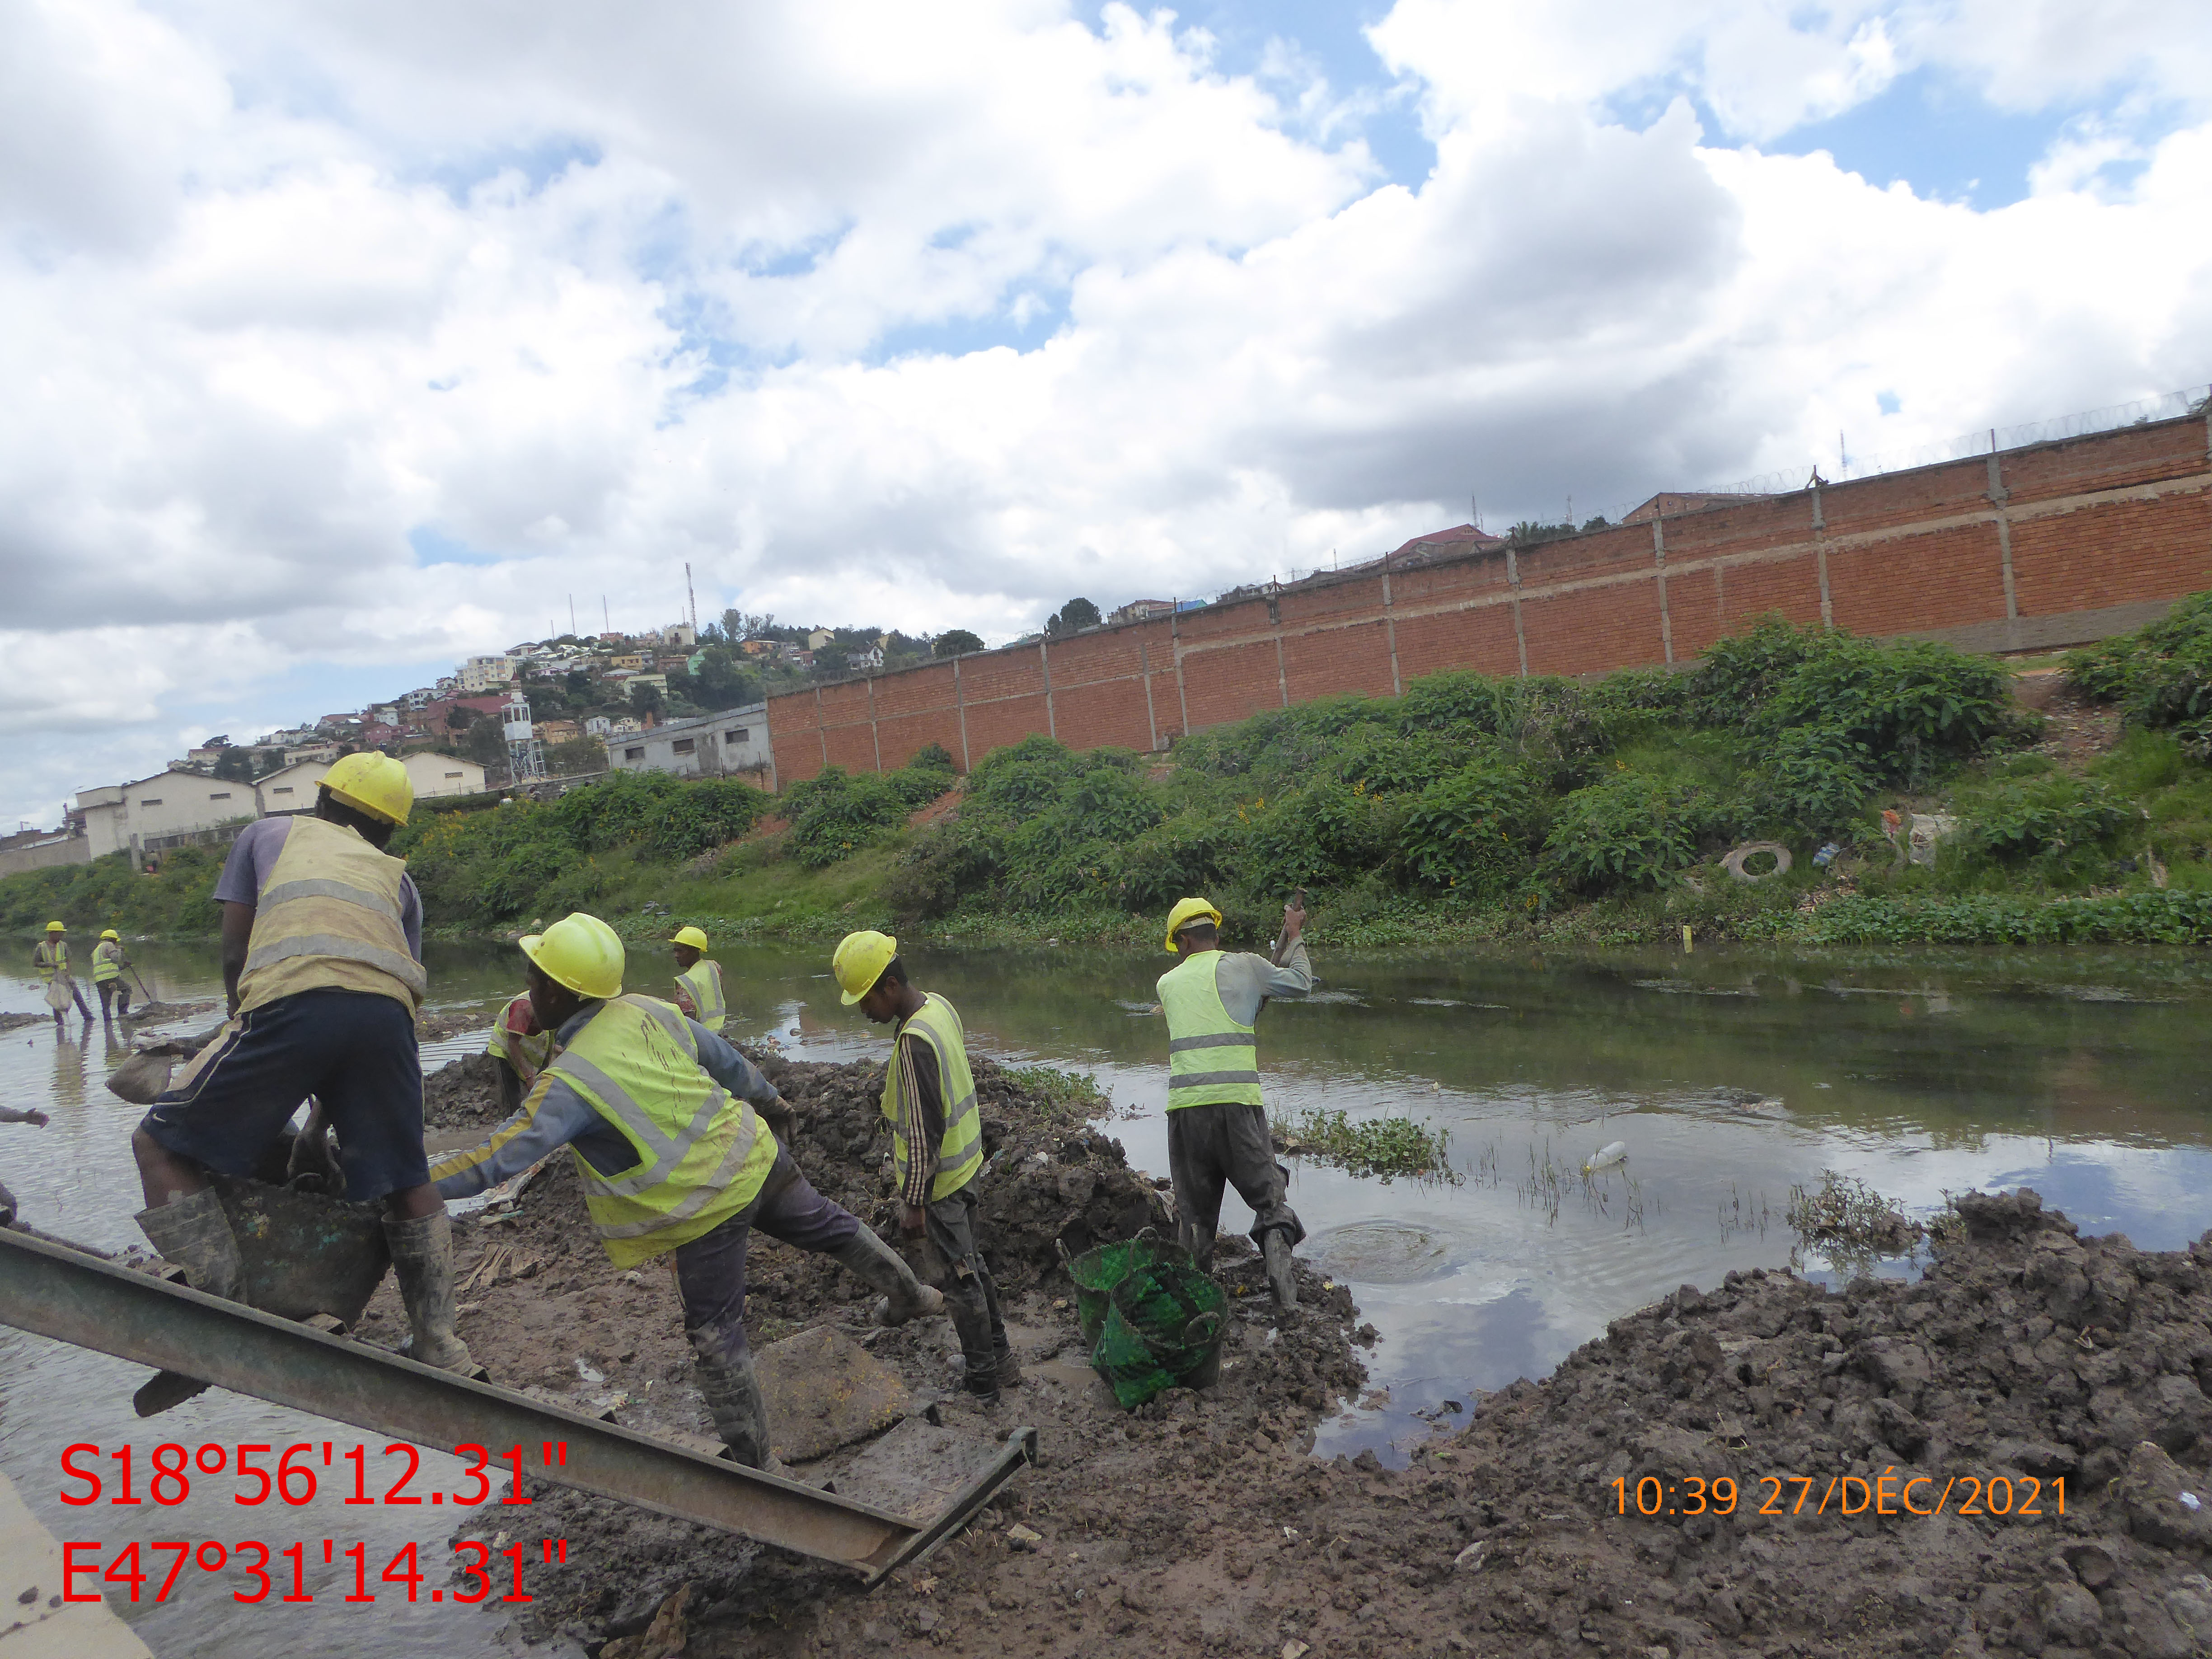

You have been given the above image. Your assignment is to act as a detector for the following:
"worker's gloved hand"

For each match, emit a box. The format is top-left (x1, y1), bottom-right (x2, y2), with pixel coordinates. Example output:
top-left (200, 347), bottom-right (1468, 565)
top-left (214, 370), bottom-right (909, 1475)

top-left (759, 1094), bottom-right (796, 1141)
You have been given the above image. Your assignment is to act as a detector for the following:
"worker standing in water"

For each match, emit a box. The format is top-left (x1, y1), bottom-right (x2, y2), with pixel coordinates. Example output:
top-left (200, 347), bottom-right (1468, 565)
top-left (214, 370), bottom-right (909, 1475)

top-left (669, 925), bottom-right (726, 1032)
top-left (430, 912), bottom-right (942, 1469)
top-left (485, 990), bottom-right (556, 1115)
top-left (1157, 895), bottom-right (1310, 1308)
top-left (130, 754), bottom-right (477, 1381)
top-left (33, 922), bottom-right (94, 1026)
top-left (834, 931), bottom-right (1018, 1403)
top-left (92, 929), bottom-right (133, 1020)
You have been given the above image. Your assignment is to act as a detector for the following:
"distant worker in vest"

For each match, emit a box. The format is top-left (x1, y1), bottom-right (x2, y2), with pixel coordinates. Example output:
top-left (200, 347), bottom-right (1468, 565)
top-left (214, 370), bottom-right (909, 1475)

top-left (33, 921), bottom-right (95, 1027)
top-left (429, 912), bottom-right (943, 1469)
top-left (485, 990), bottom-right (556, 1115)
top-left (92, 930), bottom-right (134, 1020)
top-left (1158, 894), bottom-right (1311, 1309)
top-left (834, 931), bottom-right (1017, 1403)
top-left (669, 926), bottom-right (726, 1032)
top-left (130, 753), bottom-right (478, 1382)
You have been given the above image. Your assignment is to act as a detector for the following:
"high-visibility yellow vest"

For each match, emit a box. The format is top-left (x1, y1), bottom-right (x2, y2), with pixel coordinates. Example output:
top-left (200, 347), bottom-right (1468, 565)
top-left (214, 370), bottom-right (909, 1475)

top-left (1158, 951), bottom-right (1264, 1109)
top-left (675, 959), bottom-right (726, 1032)
top-left (236, 816), bottom-right (427, 1015)
top-left (33, 941), bottom-right (66, 982)
top-left (92, 942), bottom-right (126, 984)
top-left (880, 993), bottom-right (983, 1202)
top-left (486, 992), bottom-right (556, 1084)
top-left (548, 994), bottom-right (778, 1268)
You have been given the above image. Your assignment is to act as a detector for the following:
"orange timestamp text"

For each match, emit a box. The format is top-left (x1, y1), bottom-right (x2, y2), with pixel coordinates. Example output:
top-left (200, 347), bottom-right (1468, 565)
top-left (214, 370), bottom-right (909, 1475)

top-left (1610, 1470), bottom-right (2064, 1520)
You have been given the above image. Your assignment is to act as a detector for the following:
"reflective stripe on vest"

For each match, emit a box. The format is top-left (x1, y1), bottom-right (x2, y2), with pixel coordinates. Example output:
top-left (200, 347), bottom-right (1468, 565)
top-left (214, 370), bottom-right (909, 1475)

top-left (880, 993), bottom-right (984, 1202)
top-left (550, 994), bottom-right (777, 1268)
top-left (92, 942), bottom-right (124, 983)
top-left (237, 817), bottom-right (428, 1013)
top-left (33, 942), bottom-right (65, 982)
top-left (1158, 952), bottom-right (1263, 1109)
top-left (676, 960), bottom-right (726, 1032)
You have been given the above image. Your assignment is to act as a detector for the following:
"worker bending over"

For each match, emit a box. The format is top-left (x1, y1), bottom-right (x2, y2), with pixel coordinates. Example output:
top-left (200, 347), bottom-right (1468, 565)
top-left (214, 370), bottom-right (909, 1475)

top-left (836, 932), bottom-right (1018, 1402)
top-left (431, 912), bottom-right (942, 1469)
top-left (1158, 895), bottom-right (1310, 1308)
top-left (669, 926), bottom-right (726, 1032)
top-left (130, 754), bottom-right (475, 1378)
top-left (92, 929), bottom-right (133, 1019)
top-left (486, 990), bottom-right (556, 1115)
top-left (33, 922), bottom-right (94, 1026)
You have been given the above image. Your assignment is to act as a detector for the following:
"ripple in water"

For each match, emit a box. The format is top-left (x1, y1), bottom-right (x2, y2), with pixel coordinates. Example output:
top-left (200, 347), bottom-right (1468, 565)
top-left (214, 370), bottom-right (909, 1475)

top-left (1302, 1219), bottom-right (1467, 1284)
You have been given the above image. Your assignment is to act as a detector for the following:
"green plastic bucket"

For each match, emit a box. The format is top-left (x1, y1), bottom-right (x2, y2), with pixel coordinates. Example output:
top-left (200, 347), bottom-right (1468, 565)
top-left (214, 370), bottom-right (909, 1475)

top-left (1063, 1233), bottom-right (1172, 1349)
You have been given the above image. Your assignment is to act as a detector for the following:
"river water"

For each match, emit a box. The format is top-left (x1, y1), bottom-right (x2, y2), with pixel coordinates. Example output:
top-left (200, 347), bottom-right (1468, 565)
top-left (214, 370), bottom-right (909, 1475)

top-left (5, 937), bottom-right (2212, 1654)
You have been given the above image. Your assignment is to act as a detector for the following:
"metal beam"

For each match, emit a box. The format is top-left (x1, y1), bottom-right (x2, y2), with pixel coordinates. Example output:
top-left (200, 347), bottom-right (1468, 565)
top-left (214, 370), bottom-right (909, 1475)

top-left (0, 1228), bottom-right (1031, 1584)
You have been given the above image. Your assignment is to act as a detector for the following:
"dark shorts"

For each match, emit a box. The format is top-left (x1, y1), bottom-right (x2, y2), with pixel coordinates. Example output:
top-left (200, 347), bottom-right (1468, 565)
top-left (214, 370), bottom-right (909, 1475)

top-left (138, 988), bottom-right (428, 1204)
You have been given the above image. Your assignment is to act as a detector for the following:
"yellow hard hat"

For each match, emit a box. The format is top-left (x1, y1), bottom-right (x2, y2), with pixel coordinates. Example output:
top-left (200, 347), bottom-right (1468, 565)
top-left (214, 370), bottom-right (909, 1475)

top-left (1163, 896), bottom-right (1223, 953)
top-left (669, 925), bottom-right (710, 951)
top-left (833, 930), bottom-right (897, 1005)
top-left (45, 920), bottom-right (65, 932)
top-left (520, 912), bottom-right (625, 999)
top-left (322, 752), bottom-right (414, 826)
top-left (101, 929), bottom-right (120, 941)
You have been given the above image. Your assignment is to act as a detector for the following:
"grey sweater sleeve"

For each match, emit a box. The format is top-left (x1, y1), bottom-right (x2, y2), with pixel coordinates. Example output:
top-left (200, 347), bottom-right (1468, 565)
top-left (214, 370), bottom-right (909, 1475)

top-left (1213, 942), bottom-right (1313, 1026)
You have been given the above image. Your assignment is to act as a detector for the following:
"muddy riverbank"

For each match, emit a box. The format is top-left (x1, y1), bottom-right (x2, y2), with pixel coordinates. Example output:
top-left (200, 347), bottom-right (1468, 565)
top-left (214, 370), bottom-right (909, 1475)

top-left (404, 1063), bottom-right (2212, 1659)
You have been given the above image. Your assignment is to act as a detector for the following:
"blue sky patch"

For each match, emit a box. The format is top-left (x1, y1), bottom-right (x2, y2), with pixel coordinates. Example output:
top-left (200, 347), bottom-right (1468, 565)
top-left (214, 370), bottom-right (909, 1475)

top-left (1771, 68), bottom-right (2076, 207)
top-left (408, 525), bottom-right (506, 567)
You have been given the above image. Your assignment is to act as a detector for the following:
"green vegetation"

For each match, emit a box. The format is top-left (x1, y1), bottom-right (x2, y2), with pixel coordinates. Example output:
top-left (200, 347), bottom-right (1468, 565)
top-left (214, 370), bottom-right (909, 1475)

top-left (22, 601), bottom-right (2212, 951)
top-left (1276, 1106), bottom-right (1460, 1183)
top-left (996, 1064), bottom-right (1112, 1119)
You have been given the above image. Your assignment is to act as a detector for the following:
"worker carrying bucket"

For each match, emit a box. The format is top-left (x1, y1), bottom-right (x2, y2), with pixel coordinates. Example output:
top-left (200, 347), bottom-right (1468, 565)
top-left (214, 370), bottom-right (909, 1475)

top-left (1157, 894), bottom-right (1311, 1309)
top-left (668, 925), bottom-right (726, 1032)
top-left (33, 921), bottom-right (94, 1026)
top-left (130, 753), bottom-right (478, 1387)
top-left (834, 930), bottom-right (1019, 1403)
top-left (430, 912), bottom-right (943, 1469)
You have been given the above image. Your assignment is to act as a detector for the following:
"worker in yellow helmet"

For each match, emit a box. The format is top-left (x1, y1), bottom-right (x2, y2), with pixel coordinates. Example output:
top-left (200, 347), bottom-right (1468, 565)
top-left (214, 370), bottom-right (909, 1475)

top-left (835, 930), bottom-right (1017, 1403)
top-left (91, 929), bottom-right (134, 1020)
top-left (668, 925), bottom-right (726, 1032)
top-left (33, 921), bottom-right (94, 1027)
top-left (485, 989), bottom-right (556, 1116)
top-left (431, 912), bottom-right (942, 1468)
top-left (131, 754), bottom-right (478, 1400)
top-left (1157, 895), bottom-right (1311, 1308)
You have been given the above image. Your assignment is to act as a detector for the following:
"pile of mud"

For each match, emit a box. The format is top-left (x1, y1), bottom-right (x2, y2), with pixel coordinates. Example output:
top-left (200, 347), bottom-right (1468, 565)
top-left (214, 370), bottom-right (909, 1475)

top-left (406, 1046), bottom-right (1370, 1651)
top-left (433, 1179), bottom-right (2212, 1659)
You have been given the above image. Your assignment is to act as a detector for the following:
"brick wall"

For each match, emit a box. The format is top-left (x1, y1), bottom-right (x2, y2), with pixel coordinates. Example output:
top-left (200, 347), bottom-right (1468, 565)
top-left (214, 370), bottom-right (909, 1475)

top-left (768, 411), bottom-right (2212, 786)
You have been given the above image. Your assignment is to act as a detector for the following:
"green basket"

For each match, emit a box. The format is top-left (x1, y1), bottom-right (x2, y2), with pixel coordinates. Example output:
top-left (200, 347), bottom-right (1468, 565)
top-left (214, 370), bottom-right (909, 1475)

top-left (1090, 1253), bottom-right (1228, 1411)
top-left (1063, 1232), bottom-right (1173, 1349)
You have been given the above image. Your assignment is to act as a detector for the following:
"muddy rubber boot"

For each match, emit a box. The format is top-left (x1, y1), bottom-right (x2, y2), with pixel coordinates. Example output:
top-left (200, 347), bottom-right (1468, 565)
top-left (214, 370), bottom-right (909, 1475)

top-left (133, 1189), bottom-right (245, 1415)
top-left (980, 1270), bottom-right (1022, 1387)
top-left (698, 1354), bottom-right (783, 1472)
top-left (947, 1287), bottom-right (1000, 1404)
top-left (832, 1228), bottom-right (946, 1326)
top-left (383, 1211), bottom-right (478, 1375)
top-left (136, 1188), bottom-right (244, 1301)
top-left (1263, 1228), bottom-right (1298, 1310)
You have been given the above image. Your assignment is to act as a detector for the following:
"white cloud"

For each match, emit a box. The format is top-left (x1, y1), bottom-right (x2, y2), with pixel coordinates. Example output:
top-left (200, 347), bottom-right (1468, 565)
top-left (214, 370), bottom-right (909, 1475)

top-left (0, 0), bottom-right (2208, 828)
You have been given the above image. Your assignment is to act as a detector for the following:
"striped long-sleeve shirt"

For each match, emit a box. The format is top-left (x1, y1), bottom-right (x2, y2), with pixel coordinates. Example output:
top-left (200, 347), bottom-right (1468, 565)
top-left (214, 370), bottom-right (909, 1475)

top-left (893, 1024), bottom-right (947, 1212)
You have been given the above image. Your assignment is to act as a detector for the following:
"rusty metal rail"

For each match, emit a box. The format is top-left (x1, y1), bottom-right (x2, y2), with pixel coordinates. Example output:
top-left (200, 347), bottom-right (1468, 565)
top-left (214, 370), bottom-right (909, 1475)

top-left (0, 1227), bottom-right (1033, 1583)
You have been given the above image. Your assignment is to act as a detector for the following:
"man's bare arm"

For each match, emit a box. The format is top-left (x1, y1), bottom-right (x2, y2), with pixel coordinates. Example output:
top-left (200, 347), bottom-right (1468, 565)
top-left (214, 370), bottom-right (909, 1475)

top-left (220, 901), bottom-right (254, 1014)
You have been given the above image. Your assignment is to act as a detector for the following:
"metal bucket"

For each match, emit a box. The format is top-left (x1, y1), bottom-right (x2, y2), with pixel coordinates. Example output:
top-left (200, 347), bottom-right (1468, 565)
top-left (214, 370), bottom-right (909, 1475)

top-left (209, 1175), bottom-right (390, 1326)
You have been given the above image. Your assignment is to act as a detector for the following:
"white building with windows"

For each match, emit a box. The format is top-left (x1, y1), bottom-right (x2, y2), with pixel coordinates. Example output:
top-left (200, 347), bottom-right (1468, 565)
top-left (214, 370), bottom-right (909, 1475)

top-left (605, 705), bottom-right (772, 783)
top-left (75, 768), bottom-right (259, 856)
top-left (459, 655), bottom-right (518, 693)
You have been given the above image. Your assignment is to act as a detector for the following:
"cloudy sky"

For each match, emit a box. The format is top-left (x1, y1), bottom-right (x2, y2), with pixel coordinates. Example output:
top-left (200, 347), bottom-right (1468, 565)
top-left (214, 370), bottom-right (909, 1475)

top-left (3, 0), bottom-right (2208, 827)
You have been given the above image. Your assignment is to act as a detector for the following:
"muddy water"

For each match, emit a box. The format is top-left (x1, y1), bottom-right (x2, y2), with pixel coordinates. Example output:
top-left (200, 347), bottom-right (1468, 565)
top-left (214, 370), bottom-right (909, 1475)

top-left (5, 938), bottom-right (2212, 1652)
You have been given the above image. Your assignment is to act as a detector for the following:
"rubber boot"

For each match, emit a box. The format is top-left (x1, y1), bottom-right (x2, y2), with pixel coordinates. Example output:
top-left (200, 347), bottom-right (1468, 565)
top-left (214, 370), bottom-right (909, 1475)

top-left (832, 1228), bottom-right (946, 1326)
top-left (136, 1188), bottom-right (243, 1301)
top-left (383, 1210), bottom-right (478, 1375)
top-left (980, 1269), bottom-right (1022, 1387)
top-left (697, 1354), bottom-right (782, 1472)
top-left (947, 1284), bottom-right (999, 1403)
top-left (1263, 1228), bottom-right (1298, 1310)
top-left (134, 1189), bottom-right (244, 1415)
